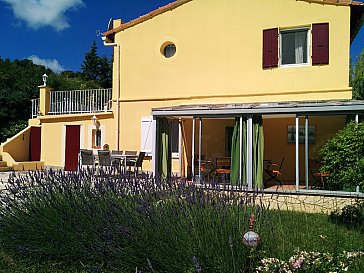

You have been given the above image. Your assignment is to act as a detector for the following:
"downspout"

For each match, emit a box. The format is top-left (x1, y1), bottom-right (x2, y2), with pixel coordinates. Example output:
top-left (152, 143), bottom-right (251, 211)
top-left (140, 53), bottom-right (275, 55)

top-left (102, 36), bottom-right (120, 151)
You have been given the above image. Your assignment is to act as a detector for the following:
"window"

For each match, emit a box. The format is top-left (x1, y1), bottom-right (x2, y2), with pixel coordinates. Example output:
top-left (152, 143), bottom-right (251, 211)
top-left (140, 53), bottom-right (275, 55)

top-left (280, 28), bottom-right (309, 66)
top-left (92, 129), bottom-right (101, 149)
top-left (262, 23), bottom-right (329, 68)
top-left (162, 43), bottom-right (176, 58)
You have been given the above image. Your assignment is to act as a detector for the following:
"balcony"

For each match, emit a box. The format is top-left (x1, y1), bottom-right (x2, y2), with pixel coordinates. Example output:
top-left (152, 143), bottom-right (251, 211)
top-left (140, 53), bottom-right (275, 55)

top-left (31, 88), bottom-right (112, 118)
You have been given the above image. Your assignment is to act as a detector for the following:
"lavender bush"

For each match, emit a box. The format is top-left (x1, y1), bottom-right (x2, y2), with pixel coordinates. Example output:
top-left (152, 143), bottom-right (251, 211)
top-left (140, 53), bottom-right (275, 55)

top-left (0, 169), bottom-right (263, 272)
top-left (0, 169), bottom-right (362, 272)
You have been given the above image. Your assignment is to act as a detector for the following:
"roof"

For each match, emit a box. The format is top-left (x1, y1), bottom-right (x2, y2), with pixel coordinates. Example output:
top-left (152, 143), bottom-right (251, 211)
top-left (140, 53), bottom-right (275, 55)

top-left (151, 100), bottom-right (364, 117)
top-left (103, 0), bottom-right (364, 42)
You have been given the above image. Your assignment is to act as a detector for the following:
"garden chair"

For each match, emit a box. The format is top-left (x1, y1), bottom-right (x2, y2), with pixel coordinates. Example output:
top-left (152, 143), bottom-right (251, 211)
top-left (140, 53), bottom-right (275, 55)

top-left (309, 159), bottom-right (329, 189)
top-left (214, 157), bottom-right (231, 182)
top-left (264, 157), bottom-right (284, 186)
top-left (79, 149), bottom-right (95, 170)
top-left (98, 150), bottom-right (112, 167)
top-left (126, 152), bottom-right (146, 175)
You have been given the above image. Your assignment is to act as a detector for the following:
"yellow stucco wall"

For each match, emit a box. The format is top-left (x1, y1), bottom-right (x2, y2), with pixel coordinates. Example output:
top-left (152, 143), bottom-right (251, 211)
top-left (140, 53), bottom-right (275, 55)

top-left (39, 113), bottom-right (115, 167)
top-left (114, 0), bottom-right (351, 104)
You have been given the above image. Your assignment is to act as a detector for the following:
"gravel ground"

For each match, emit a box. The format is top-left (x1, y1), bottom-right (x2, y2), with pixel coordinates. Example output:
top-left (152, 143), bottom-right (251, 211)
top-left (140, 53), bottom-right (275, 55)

top-left (0, 172), bottom-right (12, 190)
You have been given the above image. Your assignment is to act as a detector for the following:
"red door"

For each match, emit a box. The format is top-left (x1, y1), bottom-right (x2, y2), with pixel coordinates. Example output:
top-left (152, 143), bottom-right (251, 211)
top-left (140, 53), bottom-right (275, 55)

top-left (64, 125), bottom-right (80, 171)
top-left (29, 127), bottom-right (41, 161)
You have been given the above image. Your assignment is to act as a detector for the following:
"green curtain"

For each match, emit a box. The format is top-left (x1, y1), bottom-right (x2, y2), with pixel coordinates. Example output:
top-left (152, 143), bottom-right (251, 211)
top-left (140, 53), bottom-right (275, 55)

top-left (158, 117), bottom-right (171, 179)
top-left (252, 116), bottom-right (264, 188)
top-left (230, 118), bottom-right (247, 185)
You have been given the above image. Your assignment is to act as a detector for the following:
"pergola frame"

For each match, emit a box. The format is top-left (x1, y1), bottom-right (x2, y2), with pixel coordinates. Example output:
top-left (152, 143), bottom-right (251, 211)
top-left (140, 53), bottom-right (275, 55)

top-left (151, 100), bottom-right (364, 197)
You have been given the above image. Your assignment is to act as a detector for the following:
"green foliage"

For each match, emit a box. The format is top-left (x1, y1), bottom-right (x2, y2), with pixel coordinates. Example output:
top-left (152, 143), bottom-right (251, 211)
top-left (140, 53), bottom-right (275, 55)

top-left (0, 58), bottom-right (46, 142)
top-left (0, 54), bottom-right (107, 142)
top-left (352, 48), bottom-right (364, 100)
top-left (330, 200), bottom-right (364, 230)
top-left (319, 122), bottom-right (364, 191)
top-left (0, 170), bottom-right (363, 272)
top-left (1, 120), bottom-right (28, 141)
top-left (81, 41), bottom-right (112, 88)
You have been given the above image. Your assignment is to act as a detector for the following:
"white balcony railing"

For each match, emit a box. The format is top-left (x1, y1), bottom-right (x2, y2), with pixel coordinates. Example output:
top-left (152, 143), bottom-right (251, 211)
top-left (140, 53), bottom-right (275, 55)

top-left (31, 98), bottom-right (40, 118)
top-left (49, 88), bottom-right (112, 115)
top-left (31, 88), bottom-right (113, 117)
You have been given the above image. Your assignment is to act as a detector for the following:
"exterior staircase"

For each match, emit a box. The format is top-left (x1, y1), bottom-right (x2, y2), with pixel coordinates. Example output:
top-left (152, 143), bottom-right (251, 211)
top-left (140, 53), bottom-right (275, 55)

top-left (0, 155), bottom-right (12, 172)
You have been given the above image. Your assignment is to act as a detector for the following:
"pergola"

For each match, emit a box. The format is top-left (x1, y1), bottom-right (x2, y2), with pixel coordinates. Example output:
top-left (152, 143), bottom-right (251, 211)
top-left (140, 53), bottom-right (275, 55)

top-left (151, 100), bottom-right (364, 197)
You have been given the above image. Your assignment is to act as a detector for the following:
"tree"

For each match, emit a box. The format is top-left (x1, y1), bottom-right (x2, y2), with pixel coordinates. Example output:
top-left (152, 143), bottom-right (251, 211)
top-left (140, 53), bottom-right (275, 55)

top-left (0, 57), bottom-right (99, 142)
top-left (81, 41), bottom-right (112, 88)
top-left (352, 48), bottom-right (364, 100)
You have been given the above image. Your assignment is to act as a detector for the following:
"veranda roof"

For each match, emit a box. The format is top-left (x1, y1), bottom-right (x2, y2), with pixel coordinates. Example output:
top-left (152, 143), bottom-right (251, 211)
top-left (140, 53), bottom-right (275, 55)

top-left (151, 100), bottom-right (364, 117)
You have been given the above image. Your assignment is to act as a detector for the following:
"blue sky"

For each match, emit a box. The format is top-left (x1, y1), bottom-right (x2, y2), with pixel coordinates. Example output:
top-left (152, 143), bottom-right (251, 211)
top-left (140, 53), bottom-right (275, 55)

top-left (0, 0), bottom-right (363, 73)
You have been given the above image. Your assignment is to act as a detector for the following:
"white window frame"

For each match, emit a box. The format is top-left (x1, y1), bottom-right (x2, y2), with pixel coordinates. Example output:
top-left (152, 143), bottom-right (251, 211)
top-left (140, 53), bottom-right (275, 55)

top-left (279, 27), bottom-right (310, 68)
top-left (88, 124), bottom-right (105, 151)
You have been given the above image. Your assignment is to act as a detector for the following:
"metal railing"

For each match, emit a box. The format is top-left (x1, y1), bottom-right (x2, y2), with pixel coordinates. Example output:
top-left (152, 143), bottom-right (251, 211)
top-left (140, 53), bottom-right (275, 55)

top-left (31, 98), bottom-right (39, 118)
top-left (49, 88), bottom-right (112, 115)
top-left (31, 88), bottom-right (113, 117)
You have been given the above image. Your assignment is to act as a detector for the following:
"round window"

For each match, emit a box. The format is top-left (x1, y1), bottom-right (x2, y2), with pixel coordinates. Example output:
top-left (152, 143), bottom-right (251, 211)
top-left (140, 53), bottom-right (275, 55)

top-left (162, 43), bottom-right (176, 58)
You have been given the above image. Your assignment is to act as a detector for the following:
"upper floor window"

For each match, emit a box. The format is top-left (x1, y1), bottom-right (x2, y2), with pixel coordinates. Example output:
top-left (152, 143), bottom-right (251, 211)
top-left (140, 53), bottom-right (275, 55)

top-left (263, 23), bottom-right (329, 69)
top-left (280, 28), bottom-right (309, 66)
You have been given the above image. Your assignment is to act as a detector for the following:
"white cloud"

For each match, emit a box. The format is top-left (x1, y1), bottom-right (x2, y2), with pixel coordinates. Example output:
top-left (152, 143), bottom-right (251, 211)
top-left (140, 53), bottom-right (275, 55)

top-left (1, 0), bottom-right (84, 31)
top-left (28, 55), bottom-right (65, 73)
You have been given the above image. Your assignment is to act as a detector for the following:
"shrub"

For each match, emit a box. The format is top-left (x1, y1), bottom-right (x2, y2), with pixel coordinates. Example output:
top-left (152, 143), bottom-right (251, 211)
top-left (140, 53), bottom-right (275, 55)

top-left (319, 121), bottom-right (364, 191)
top-left (0, 169), bottom-right (263, 272)
top-left (330, 200), bottom-right (364, 231)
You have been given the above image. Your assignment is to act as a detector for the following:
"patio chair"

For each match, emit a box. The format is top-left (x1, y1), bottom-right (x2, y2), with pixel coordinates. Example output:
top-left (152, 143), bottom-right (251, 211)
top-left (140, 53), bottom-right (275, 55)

top-left (214, 157), bottom-right (231, 182)
top-left (126, 152), bottom-right (146, 174)
top-left (264, 157), bottom-right (284, 186)
top-left (309, 159), bottom-right (329, 189)
top-left (79, 149), bottom-right (95, 169)
top-left (110, 150), bottom-right (123, 172)
top-left (98, 150), bottom-right (112, 167)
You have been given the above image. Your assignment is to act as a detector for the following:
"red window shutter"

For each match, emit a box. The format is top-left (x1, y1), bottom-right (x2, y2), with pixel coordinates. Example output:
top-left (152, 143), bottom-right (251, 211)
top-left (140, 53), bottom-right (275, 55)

top-left (312, 23), bottom-right (329, 65)
top-left (263, 28), bottom-right (278, 69)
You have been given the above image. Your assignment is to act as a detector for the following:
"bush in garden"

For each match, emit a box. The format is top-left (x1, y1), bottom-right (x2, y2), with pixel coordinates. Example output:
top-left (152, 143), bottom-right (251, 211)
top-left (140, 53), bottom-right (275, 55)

top-left (319, 121), bottom-right (364, 191)
top-left (330, 200), bottom-right (364, 231)
top-left (0, 169), bottom-right (263, 272)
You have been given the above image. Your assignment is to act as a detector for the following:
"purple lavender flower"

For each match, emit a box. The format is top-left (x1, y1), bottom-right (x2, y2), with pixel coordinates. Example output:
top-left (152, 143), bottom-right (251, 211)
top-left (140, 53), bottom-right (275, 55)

top-left (192, 256), bottom-right (202, 272)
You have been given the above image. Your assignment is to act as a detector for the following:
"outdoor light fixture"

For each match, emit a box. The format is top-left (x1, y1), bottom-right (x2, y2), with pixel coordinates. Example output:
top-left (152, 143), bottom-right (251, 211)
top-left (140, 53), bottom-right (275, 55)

top-left (42, 73), bottom-right (48, 86)
top-left (91, 115), bottom-right (97, 126)
top-left (242, 213), bottom-right (260, 248)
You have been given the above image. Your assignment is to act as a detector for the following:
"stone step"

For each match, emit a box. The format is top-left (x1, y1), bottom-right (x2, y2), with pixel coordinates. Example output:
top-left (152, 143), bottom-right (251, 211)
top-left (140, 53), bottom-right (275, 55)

top-left (0, 166), bottom-right (12, 172)
top-left (0, 161), bottom-right (7, 167)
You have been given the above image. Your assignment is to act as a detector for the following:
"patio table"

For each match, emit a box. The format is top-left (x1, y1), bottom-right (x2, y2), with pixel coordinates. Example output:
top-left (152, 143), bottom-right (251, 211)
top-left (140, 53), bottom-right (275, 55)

top-left (111, 154), bottom-right (138, 173)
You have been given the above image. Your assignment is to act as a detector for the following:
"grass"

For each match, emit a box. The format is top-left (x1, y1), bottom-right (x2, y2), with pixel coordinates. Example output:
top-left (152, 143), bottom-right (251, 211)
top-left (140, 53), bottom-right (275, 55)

top-left (0, 169), bottom-right (362, 272)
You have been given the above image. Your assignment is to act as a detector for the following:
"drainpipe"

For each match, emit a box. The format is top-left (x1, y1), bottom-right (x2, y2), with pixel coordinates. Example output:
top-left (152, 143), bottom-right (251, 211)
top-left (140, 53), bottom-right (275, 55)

top-left (102, 36), bottom-right (120, 151)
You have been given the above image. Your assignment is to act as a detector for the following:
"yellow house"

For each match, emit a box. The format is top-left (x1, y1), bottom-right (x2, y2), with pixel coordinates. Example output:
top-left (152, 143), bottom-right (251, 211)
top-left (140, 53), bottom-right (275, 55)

top-left (1, 0), bottom-right (364, 193)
